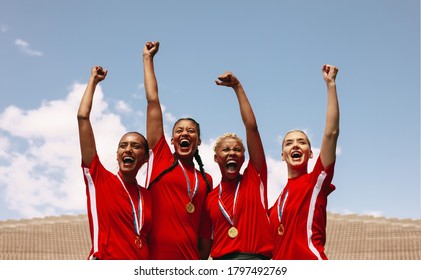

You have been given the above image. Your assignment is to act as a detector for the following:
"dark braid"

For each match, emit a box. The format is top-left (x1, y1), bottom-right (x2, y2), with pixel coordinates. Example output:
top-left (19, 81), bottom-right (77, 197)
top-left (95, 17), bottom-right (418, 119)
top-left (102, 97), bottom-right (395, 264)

top-left (147, 153), bottom-right (179, 189)
top-left (194, 148), bottom-right (212, 193)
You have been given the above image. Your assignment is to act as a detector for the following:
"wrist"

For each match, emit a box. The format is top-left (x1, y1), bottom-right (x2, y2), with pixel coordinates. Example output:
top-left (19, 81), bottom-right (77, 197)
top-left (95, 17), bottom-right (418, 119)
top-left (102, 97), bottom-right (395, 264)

top-left (143, 53), bottom-right (155, 61)
top-left (89, 76), bottom-right (100, 85)
top-left (325, 80), bottom-right (336, 88)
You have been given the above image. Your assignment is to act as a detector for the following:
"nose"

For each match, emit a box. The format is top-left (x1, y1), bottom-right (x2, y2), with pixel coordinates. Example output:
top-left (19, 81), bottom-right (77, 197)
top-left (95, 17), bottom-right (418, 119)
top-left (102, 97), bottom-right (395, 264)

top-left (228, 148), bottom-right (238, 157)
top-left (124, 144), bottom-right (133, 153)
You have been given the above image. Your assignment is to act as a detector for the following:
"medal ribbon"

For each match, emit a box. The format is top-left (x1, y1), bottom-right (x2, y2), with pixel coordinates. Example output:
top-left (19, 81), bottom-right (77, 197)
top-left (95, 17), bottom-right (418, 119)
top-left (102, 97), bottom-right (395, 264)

top-left (277, 189), bottom-right (289, 224)
top-left (178, 160), bottom-right (199, 202)
top-left (218, 180), bottom-right (240, 226)
top-left (117, 173), bottom-right (143, 236)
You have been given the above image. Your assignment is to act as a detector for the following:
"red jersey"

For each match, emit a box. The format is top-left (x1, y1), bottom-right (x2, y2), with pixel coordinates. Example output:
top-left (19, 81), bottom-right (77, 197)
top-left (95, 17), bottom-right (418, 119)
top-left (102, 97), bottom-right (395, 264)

top-left (82, 154), bottom-right (152, 260)
top-left (204, 161), bottom-right (272, 259)
top-left (145, 135), bottom-right (212, 260)
top-left (269, 156), bottom-right (335, 260)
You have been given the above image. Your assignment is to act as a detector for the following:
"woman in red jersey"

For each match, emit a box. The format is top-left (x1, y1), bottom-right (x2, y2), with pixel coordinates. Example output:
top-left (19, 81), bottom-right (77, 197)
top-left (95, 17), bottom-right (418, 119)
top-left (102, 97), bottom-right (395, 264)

top-left (78, 66), bottom-right (152, 260)
top-left (269, 64), bottom-right (340, 260)
top-left (143, 41), bottom-right (213, 260)
top-left (204, 71), bottom-right (272, 260)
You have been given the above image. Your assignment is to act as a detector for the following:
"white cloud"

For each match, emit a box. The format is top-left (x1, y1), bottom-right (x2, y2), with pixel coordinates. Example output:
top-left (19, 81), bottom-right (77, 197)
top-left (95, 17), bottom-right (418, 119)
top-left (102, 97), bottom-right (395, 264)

top-left (115, 100), bottom-right (133, 114)
top-left (0, 83), bottom-right (126, 219)
top-left (0, 136), bottom-right (10, 158)
top-left (15, 38), bottom-right (43, 57)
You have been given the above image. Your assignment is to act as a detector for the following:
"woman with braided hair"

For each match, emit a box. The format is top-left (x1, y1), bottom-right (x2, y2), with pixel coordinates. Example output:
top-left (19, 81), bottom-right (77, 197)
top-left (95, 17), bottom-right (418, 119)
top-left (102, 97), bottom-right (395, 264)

top-left (143, 41), bottom-right (213, 260)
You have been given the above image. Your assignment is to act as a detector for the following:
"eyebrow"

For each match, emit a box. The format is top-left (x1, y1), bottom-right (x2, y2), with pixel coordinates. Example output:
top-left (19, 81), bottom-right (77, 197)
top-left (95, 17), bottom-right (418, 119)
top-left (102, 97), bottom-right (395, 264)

top-left (284, 137), bottom-right (307, 143)
top-left (119, 141), bottom-right (143, 145)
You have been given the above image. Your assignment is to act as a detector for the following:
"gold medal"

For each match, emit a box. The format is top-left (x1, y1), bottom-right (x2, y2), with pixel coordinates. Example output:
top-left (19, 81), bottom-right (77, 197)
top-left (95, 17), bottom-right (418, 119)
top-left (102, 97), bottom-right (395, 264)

top-left (228, 226), bottom-right (238, 238)
top-left (278, 224), bottom-right (284, 236)
top-left (135, 236), bottom-right (143, 249)
top-left (186, 201), bottom-right (195, 213)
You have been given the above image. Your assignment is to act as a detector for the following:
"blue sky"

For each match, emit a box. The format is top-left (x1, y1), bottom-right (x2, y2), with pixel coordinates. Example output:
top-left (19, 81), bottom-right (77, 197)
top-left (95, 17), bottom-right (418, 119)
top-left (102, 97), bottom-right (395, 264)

top-left (0, 0), bottom-right (419, 221)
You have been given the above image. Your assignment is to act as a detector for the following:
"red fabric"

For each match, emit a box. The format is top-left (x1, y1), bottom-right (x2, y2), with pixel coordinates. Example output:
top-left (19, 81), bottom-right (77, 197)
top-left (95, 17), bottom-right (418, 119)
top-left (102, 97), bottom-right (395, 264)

top-left (204, 161), bottom-right (272, 259)
top-left (269, 156), bottom-right (335, 260)
top-left (145, 135), bottom-right (212, 259)
top-left (83, 154), bottom-right (152, 260)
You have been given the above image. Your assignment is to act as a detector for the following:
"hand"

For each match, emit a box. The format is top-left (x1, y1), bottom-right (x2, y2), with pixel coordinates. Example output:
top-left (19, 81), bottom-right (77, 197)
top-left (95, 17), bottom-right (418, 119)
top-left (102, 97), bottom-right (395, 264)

top-left (322, 64), bottom-right (339, 84)
top-left (91, 66), bottom-right (108, 83)
top-left (215, 71), bottom-right (240, 88)
top-left (143, 41), bottom-right (160, 57)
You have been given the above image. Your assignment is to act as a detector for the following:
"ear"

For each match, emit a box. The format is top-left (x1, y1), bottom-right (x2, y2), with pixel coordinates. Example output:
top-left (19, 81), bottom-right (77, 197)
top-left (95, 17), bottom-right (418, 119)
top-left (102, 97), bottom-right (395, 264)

top-left (281, 152), bottom-right (285, 161)
top-left (309, 149), bottom-right (314, 159)
top-left (198, 138), bottom-right (202, 146)
top-left (214, 154), bottom-right (218, 162)
top-left (170, 137), bottom-right (174, 145)
top-left (143, 154), bottom-right (149, 164)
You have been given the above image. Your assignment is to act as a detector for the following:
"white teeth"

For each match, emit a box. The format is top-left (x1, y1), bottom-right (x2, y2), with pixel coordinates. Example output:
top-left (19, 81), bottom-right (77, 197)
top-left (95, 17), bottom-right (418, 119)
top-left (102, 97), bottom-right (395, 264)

top-left (123, 157), bottom-right (135, 163)
top-left (226, 160), bottom-right (238, 172)
top-left (291, 152), bottom-right (302, 158)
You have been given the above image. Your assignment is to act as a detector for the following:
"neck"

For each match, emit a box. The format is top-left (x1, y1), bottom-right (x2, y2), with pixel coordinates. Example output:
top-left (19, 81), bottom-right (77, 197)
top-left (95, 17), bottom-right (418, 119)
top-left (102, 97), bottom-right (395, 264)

top-left (178, 157), bottom-right (195, 168)
top-left (118, 171), bottom-right (137, 185)
top-left (287, 166), bottom-right (307, 179)
top-left (221, 174), bottom-right (241, 183)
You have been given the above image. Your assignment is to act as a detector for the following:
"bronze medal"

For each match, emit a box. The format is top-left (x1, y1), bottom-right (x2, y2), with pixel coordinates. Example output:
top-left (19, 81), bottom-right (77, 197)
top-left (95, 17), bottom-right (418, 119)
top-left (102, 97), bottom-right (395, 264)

top-left (278, 223), bottom-right (284, 236)
top-left (186, 201), bottom-right (195, 213)
top-left (135, 236), bottom-right (143, 249)
top-left (228, 226), bottom-right (238, 238)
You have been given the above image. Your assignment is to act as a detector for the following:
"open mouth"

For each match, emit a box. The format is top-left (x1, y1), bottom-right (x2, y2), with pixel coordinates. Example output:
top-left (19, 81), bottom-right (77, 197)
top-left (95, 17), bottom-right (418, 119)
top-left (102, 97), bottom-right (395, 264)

top-left (180, 139), bottom-right (191, 148)
top-left (291, 151), bottom-right (302, 159)
top-left (123, 156), bottom-right (135, 164)
top-left (226, 160), bottom-right (238, 172)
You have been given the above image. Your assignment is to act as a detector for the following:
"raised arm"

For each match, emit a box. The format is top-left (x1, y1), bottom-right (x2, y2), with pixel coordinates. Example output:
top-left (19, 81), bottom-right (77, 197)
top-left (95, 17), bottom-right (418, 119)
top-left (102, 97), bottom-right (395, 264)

top-left (320, 64), bottom-right (340, 169)
top-left (143, 41), bottom-right (163, 149)
top-left (215, 72), bottom-right (265, 173)
top-left (77, 66), bottom-right (107, 167)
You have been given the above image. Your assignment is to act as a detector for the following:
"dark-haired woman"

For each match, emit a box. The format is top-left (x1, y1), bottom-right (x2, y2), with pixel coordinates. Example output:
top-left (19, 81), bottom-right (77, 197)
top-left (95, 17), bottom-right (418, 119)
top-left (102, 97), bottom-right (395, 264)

top-left (78, 66), bottom-right (152, 259)
top-left (143, 41), bottom-right (213, 260)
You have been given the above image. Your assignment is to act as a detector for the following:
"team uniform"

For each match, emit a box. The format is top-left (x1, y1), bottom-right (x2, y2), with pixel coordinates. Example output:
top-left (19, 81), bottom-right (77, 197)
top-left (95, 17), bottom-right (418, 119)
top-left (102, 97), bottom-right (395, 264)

top-left (204, 161), bottom-right (272, 259)
top-left (269, 156), bottom-right (335, 260)
top-left (82, 154), bottom-right (152, 260)
top-left (145, 135), bottom-right (212, 260)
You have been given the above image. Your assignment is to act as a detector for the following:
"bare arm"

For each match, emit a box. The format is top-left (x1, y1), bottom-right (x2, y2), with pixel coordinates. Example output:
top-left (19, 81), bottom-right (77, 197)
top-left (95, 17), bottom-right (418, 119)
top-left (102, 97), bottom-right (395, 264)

top-left (215, 72), bottom-right (265, 173)
top-left (320, 64), bottom-right (340, 168)
top-left (77, 66), bottom-right (107, 167)
top-left (198, 238), bottom-right (212, 260)
top-left (143, 41), bottom-right (163, 149)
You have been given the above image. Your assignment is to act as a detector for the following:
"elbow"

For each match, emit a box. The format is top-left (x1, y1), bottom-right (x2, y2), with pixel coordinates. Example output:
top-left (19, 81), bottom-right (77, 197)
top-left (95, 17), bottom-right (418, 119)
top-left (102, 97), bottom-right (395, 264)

top-left (326, 128), bottom-right (340, 140)
top-left (77, 113), bottom-right (89, 122)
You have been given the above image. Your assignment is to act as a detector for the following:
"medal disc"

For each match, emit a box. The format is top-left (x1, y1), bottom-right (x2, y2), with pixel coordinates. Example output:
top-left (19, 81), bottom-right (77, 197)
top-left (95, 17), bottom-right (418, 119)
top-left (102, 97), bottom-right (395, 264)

top-left (278, 224), bottom-right (284, 236)
top-left (228, 226), bottom-right (238, 238)
top-left (186, 202), bottom-right (195, 213)
top-left (135, 236), bottom-right (143, 249)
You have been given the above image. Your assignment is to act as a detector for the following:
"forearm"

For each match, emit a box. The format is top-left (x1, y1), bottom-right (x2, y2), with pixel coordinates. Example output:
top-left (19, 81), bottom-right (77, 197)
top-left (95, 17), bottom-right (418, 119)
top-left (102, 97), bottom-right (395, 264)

top-left (143, 55), bottom-right (159, 103)
top-left (234, 84), bottom-right (258, 131)
top-left (77, 78), bottom-right (97, 120)
top-left (324, 82), bottom-right (340, 139)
